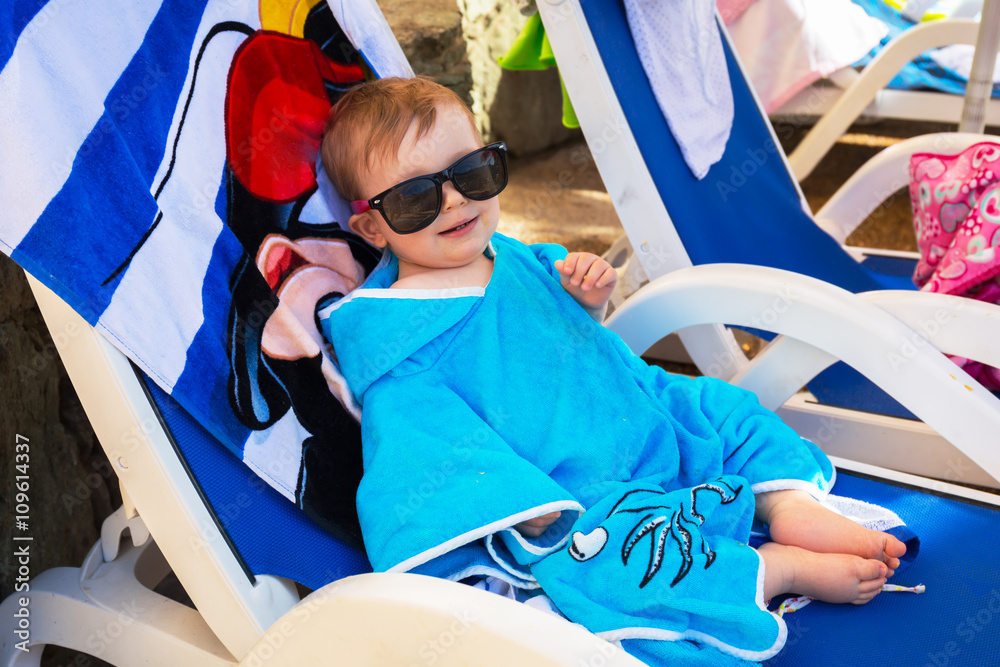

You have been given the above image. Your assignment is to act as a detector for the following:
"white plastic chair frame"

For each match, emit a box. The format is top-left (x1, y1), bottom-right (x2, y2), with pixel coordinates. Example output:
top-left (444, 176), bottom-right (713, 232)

top-left (0, 274), bottom-right (644, 667)
top-left (536, 0), bottom-right (1000, 488)
top-left (782, 0), bottom-right (1000, 181)
top-left (5, 258), bottom-right (1000, 664)
top-left (815, 131), bottom-right (997, 242)
top-left (606, 264), bottom-right (1000, 485)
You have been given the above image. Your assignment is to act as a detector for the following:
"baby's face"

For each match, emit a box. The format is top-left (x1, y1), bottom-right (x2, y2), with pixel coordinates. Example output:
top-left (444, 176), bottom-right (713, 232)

top-left (356, 103), bottom-right (501, 271)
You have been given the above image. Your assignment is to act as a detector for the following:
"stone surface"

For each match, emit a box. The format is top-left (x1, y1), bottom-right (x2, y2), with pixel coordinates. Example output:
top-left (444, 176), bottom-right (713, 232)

top-left (378, 0), bottom-right (578, 156)
top-left (498, 117), bottom-right (948, 261)
top-left (459, 0), bottom-right (579, 155)
top-left (0, 256), bottom-right (115, 603)
top-left (499, 140), bottom-right (621, 254)
top-left (377, 0), bottom-right (473, 105)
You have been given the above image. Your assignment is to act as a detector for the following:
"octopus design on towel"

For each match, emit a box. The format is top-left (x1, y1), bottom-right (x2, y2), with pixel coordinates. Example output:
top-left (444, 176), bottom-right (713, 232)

top-left (569, 481), bottom-right (743, 589)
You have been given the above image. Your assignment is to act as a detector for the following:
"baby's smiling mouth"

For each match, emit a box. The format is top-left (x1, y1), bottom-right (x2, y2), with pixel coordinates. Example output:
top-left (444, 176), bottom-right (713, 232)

top-left (440, 217), bottom-right (476, 235)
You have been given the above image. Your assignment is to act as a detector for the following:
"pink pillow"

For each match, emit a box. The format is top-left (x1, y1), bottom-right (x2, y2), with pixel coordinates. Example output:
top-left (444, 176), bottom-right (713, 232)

top-left (909, 142), bottom-right (1000, 389)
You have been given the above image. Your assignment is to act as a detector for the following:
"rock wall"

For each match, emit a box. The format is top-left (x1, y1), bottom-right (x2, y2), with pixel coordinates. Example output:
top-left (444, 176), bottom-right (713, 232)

top-left (0, 256), bottom-right (115, 601)
top-left (459, 0), bottom-right (578, 155)
top-left (377, 0), bottom-right (473, 105)
top-left (378, 0), bottom-right (579, 156)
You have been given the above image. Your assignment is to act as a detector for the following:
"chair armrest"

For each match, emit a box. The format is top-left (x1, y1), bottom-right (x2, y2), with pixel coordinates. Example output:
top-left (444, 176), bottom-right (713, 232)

top-left (787, 19), bottom-right (982, 181)
top-left (862, 289), bottom-right (1000, 368)
top-left (605, 263), bottom-right (1000, 482)
top-left (242, 572), bottom-right (646, 666)
top-left (813, 132), bottom-right (997, 243)
top-left (728, 290), bottom-right (1000, 407)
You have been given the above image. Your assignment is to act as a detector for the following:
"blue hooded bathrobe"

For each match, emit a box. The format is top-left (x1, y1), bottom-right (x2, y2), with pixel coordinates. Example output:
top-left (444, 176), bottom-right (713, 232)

top-left (320, 233), bottom-right (835, 664)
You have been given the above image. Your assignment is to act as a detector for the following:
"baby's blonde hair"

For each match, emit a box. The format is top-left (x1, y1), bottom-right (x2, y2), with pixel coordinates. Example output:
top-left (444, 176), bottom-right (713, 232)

top-left (322, 77), bottom-right (481, 202)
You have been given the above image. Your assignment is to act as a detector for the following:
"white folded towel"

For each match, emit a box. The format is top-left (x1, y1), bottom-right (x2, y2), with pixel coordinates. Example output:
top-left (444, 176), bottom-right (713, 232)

top-left (624, 0), bottom-right (734, 179)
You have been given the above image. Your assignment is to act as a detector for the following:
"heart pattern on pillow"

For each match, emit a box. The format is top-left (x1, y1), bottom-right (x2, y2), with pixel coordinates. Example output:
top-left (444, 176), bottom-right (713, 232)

top-left (972, 143), bottom-right (1000, 168)
top-left (909, 142), bottom-right (1000, 390)
top-left (982, 189), bottom-right (1000, 224)
top-left (939, 202), bottom-right (969, 233)
top-left (913, 156), bottom-right (946, 181)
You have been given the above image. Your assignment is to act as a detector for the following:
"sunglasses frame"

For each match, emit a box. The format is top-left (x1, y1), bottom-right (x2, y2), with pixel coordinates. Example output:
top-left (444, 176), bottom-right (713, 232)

top-left (351, 141), bottom-right (508, 235)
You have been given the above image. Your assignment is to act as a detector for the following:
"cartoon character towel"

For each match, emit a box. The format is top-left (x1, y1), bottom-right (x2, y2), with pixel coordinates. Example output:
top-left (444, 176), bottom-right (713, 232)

top-left (0, 0), bottom-right (412, 549)
top-left (321, 233), bottom-right (837, 663)
top-left (910, 142), bottom-right (1000, 389)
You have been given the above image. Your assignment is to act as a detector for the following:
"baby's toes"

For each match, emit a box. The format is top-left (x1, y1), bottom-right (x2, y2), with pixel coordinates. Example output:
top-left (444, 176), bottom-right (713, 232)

top-left (853, 575), bottom-right (886, 605)
top-left (884, 534), bottom-right (908, 558)
top-left (857, 558), bottom-right (889, 582)
top-left (852, 587), bottom-right (883, 605)
top-left (859, 576), bottom-right (887, 594)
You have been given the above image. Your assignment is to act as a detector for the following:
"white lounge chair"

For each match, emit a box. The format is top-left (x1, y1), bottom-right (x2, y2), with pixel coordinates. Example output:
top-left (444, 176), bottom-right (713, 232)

top-left (538, 0), bottom-right (1000, 490)
top-left (2, 1), bottom-right (1000, 665)
top-left (771, 0), bottom-right (1000, 180)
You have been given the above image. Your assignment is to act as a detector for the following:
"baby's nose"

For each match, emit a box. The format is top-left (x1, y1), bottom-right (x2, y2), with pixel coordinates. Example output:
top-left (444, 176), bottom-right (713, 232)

top-left (440, 180), bottom-right (466, 210)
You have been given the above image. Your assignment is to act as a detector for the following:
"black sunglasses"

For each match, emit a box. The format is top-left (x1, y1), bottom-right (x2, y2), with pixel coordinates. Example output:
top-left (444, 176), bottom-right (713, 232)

top-left (351, 142), bottom-right (508, 235)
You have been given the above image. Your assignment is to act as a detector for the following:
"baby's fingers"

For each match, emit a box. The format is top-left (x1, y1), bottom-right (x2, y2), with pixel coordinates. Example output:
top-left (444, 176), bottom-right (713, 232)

top-left (556, 254), bottom-right (579, 279)
top-left (565, 253), bottom-right (599, 287)
top-left (515, 511), bottom-right (562, 538)
top-left (591, 264), bottom-right (618, 290)
top-left (579, 258), bottom-right (614, 291)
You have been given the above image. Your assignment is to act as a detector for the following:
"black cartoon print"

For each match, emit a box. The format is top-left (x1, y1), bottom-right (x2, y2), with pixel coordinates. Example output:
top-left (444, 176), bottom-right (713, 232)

top-left (568, 481), bottom-right (743, 589)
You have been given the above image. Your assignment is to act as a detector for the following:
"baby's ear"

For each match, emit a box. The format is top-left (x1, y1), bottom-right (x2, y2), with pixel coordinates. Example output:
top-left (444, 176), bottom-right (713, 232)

top-left (348, 211), bottom-right (388, 249)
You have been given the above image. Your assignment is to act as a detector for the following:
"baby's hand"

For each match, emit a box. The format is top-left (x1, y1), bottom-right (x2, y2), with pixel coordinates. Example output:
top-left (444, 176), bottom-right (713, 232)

top-left (554, 252), bottom-right (617, 313)
top-left (514, 511), bottom-right (562, 538)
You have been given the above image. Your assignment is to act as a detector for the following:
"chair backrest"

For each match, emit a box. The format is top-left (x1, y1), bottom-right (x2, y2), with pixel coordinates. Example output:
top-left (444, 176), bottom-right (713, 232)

top-left (24, 273), bottom-right (344, 658)
top-left (541, 0), bottom-right (917, 293)
top-left (141, 373), bottom-right (372, 589)
top-left (0, 0), bottom-right (413, 649)
top-left (538, 0), bottom-right (929, 416)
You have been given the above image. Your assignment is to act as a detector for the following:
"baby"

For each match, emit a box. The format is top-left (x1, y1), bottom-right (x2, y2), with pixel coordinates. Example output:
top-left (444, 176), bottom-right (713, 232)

top-left (319, 76), bottom-right (907, 661)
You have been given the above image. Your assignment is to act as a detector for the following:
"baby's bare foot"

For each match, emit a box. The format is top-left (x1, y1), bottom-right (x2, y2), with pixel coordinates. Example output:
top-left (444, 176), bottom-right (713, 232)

top-left (759, 490), bottom-right (907, 575)
top-left (759, 542), bottom-right (887, 604)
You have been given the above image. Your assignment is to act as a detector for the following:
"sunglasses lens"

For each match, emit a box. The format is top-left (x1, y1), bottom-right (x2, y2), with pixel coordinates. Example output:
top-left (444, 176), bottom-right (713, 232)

top-left (453, 147), bottom-right (507, 200)
top-left (373, 145), bottom-right (507, 234)
top-left (381, 178), bottom-right (439, 233)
